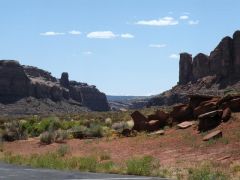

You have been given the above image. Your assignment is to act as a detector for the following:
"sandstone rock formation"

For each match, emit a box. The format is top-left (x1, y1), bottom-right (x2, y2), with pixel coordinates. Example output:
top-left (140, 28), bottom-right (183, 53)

top-left (179, 31), bottom-right (239, 85)
top-left (0, 60), bottom-right (109, 114)
top-left (148, 30), bottom-right (240, 107)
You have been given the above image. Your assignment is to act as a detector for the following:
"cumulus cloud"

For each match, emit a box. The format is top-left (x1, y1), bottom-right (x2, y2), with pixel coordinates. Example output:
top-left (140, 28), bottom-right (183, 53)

top-left (149, 44), bottom-right (166, 48)
top-left (188, 20), bottom-right (199, 25)
top-left (87, 31), bottom-right (117, 39)
top-left (135, 17), bottom-right (178, 26)
top-left (169, 54), bottom-right (179, 59)
top-left (69, 30), bottom-right (81, 35)
top-left (120, 33), bottom-right (134, 38)
top-left (40, 31), bottom-right (65, 36)
top-left (179, 15), bottom-right (189, 20)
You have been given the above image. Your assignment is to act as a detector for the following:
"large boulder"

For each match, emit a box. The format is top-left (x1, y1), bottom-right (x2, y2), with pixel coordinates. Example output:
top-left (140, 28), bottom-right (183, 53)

top-left (222, 107), bottom-right (231, 122)
top-left (189, 95), bottom-right (218, 109)
top-left (198, 110), bottom-right (223, 131)
top-left (179, 53), bottom-right (193, 85)
top-left (170, 104), bottom-right (193, 122)
top-left (131, 111), bottom-right (147, 131)
top-left (147, 110), bottom-right (169, 127)
top-left (193, 100), bottom-right (218, 118)
top-left (218, 95), bottom-right (240, 112)
top-left (146, 120), bottom-right (161, 132)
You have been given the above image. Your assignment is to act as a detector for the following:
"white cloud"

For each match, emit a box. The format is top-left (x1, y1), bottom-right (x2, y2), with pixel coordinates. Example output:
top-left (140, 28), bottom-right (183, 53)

top-left (40, 31), bottom-right (65, 36)
top-left (135, 16), bottom-right (178, 26)
top-left (179, 15), bottom-right (189, 20)
top-left (87, 31), bottom-right (117, 39)
top-left (149, 44), bottom-right (166, 48)
top-left (188, 20), bottom-right (199, 25)
top-left (83, 51), bottom-right (93, 55)
top-left (169, 54), bottom-right (179, 59)
top-left (120, 33), bottom-right (134, 39)
top-left (69, 30), bottom-right (81, 35)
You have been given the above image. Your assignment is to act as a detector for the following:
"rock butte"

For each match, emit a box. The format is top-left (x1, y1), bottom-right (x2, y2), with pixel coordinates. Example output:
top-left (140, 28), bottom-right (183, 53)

top-left (0, 60), bottom-right (109, 114)
top-left (147, 30), bottom-right (240, 107)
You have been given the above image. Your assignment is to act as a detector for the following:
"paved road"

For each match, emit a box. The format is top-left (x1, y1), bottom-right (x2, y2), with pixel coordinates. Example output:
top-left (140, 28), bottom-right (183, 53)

top-left (0, 162), bottom-right (169, 180)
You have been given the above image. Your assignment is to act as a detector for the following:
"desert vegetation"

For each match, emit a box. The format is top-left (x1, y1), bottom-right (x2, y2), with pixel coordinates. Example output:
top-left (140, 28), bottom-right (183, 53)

top-left (0, 103), bottom-right (240, 179)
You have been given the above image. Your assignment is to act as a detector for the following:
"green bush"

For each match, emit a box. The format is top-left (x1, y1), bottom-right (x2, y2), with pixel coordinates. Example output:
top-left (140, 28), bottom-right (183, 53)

top-left (126, 156), bottom-right (153, 176)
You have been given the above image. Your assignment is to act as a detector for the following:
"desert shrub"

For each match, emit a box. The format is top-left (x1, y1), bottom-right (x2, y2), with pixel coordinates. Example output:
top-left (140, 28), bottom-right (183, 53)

top-left (105, 118), bottom-right (112, 126)
top-left (2, 121), bottom-right (28, 141)
top-left (86, 123), bottom-right (104, 138)
top-left (40, 131), bottom-right (55, 144)
top-left (32, 116), bottom-right (61, 136)
top-left (188, 164), bottom-right (228, 180)
top-left (70, 125), bottom-right (88, 138)
top-left (57, 144), bottom-right (70, 157)
top-left (60, 120), bottom-right (80, 130)
top-left (100, 126), bottom-right (113, 137)
top-left (54, 130), bottom-right (68, 143)
top-left (126, 156), bottom-right (153, 176)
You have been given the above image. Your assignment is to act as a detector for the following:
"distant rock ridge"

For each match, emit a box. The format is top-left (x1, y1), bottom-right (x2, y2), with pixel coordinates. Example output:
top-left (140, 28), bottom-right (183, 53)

top-left (179, 30), bottom-right (240, 85)
top-left (147, 30), bottom-right (240, 107)
top-left (0, 60), bottom-right (109, 112)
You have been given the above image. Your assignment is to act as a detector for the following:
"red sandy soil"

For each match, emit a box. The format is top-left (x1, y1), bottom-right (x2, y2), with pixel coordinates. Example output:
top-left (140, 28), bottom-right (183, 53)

top-left (3, 113), bottom-right (240, 169)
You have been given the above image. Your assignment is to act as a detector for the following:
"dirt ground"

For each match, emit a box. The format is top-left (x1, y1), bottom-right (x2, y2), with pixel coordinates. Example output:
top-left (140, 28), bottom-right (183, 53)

top-left (3, 113), bottom-right (240, 174)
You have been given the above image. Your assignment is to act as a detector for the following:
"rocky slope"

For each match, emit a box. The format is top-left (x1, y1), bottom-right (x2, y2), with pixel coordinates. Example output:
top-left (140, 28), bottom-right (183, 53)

top-left (0, 60), bottom-right (109, 115)
top-left (148, 30), bottom-right (240, 107)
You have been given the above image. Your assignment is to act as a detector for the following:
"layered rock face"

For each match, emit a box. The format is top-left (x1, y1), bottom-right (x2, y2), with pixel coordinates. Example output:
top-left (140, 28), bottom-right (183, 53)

top-left (0, 61), bottom-right (30, 102)
top-left (179, 31), bottom-right (240, 84)
top-left (0, 60), bottom-right (109, 112)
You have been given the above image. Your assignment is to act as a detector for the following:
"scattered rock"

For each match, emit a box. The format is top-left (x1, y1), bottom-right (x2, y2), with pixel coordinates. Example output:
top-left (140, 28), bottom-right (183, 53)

top-left (193, 101), bottom-right (217, 118)
top-left (131, 111), bottom-right (147, 131)
top-left (148, 130), bottom-right (165, 136)
top-left (188, 94), bottom-right (215, 109)
top-left (217, 155), bottom-right (231, 161)
top-left (146, 120), bottom-right (161, 132)
top-left (177, 121), bottom-right (194, 129)
top-left (222, 108), bottom-right (231, 122)
top-left (203, 130), bottom-right (222, 141)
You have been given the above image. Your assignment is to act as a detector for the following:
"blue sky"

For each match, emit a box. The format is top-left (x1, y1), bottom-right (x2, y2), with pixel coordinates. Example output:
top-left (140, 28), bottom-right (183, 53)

top-left (0, 0), bottom-right (240, 95)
